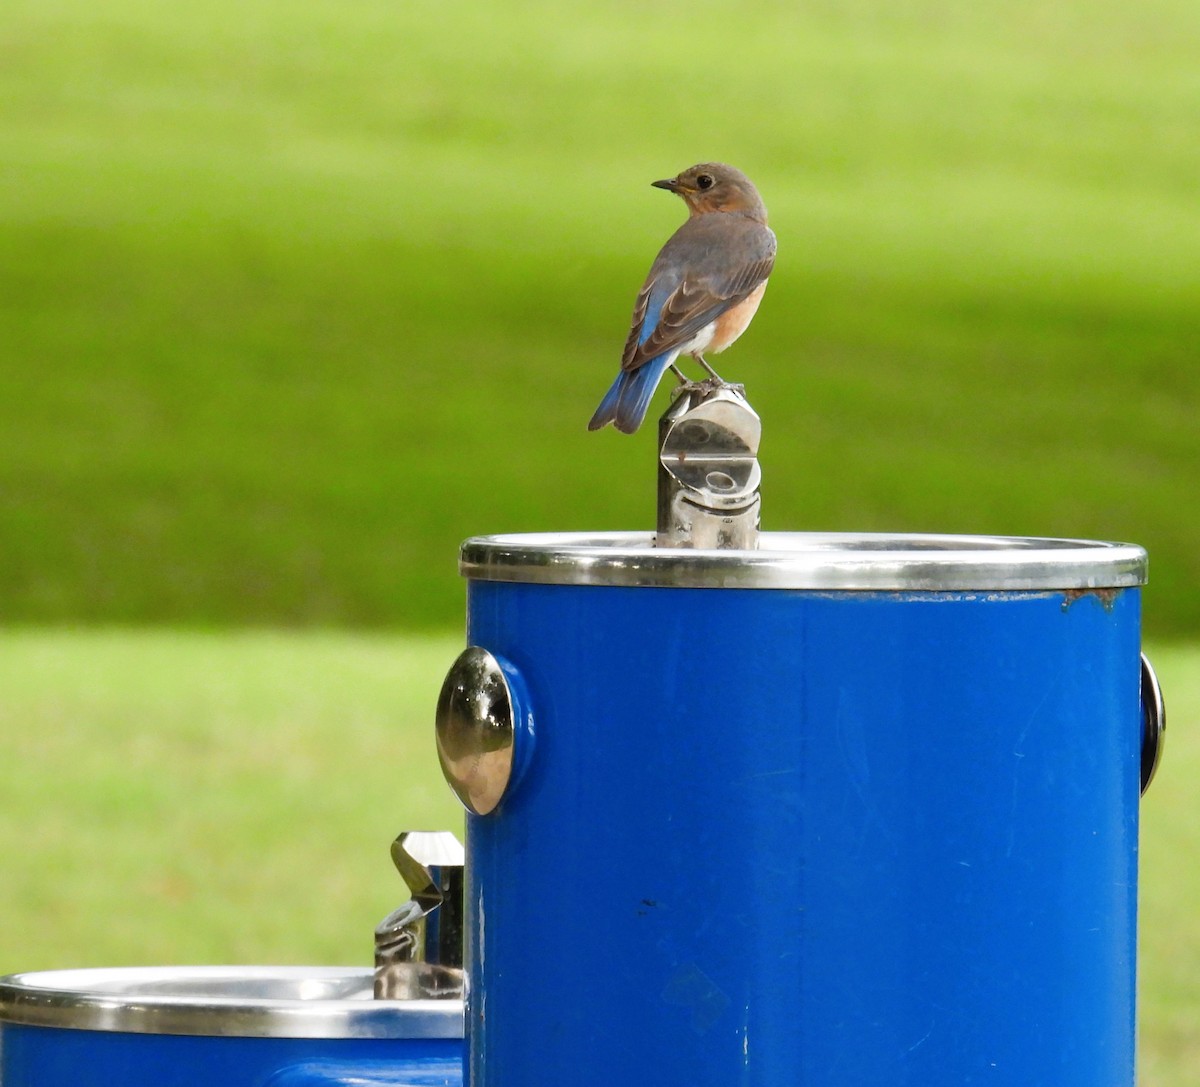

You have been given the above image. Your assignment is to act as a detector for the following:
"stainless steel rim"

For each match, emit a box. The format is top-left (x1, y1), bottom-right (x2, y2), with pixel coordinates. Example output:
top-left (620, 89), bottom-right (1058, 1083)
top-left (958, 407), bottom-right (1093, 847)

top-left (0, 966), bottom-right (463, 1039)
top-left (459, 531), bottom-right (1148, 591)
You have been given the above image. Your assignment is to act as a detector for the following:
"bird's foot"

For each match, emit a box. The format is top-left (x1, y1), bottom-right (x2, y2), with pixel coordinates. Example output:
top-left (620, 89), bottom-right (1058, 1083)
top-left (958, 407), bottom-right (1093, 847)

top-left (691, 356), bottom-right (747, 398)
top-left (694, 372), bottom-right (744, 396)
top-left (669, 376), bottom-right (748, 405)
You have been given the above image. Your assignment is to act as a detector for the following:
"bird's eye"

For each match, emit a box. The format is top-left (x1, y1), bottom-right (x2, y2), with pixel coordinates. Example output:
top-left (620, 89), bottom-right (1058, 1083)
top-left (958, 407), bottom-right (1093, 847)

top-left (696, 174), bottom-right (715, 190)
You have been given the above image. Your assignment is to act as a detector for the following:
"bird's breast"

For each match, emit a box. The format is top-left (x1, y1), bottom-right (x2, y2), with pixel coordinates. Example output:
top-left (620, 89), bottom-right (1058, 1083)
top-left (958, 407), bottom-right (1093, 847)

top-left (677, 321), bottom-right (718, 357)
top-left (708, 281), bottom-right (768, 354)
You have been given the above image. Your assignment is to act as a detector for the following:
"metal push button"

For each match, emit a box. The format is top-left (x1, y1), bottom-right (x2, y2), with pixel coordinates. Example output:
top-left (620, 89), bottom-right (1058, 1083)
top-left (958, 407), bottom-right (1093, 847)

top-left (436, 647), bottom-right (522, 815)
top-left (1140, 652), bottom-right (1165, 795)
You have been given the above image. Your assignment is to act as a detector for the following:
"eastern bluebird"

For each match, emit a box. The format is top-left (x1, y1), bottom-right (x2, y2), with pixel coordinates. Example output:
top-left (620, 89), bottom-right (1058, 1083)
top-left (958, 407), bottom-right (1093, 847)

top-left (588, 163), bottom-right (776, 434)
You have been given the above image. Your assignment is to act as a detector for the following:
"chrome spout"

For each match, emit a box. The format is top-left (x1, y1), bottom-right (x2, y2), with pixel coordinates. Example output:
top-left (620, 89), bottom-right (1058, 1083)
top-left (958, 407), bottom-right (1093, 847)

top-left (656, 382), bottom-right (761, 549)
top-left (374, 830), bottom-right (465, 999)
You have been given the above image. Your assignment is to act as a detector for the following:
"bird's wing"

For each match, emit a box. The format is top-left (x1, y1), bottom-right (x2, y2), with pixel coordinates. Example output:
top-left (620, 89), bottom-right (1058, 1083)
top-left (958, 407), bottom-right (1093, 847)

top-left (621, 219), bottom-right (776, 373)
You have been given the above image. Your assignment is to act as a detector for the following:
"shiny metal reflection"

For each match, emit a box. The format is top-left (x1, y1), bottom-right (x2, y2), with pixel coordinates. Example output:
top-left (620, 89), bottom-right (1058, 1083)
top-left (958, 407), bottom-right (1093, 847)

top-left (373, 962), bottom-right (464, 1001)
top-left (459, 532), bottom-right (1148, 592)
top-left (435, 647), bottom-right (516, 815)
top-left (657, 383), bottom-right (761, 550)
top-left (374, 831), bottom-right (465, 998)
top-left (1140, 652), bottom-right (1165, 795)
top-left (0, 966), bottom-right (463, 1038)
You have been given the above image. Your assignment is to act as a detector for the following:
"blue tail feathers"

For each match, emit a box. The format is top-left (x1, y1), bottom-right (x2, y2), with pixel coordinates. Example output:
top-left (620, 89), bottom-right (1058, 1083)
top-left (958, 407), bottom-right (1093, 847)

top-left (587, 354), bottom-right (674, 433)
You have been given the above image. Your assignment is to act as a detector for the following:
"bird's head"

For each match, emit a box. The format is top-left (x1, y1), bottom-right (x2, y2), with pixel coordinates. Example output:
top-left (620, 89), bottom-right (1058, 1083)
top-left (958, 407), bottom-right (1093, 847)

top-left (651, 163), bottom-right (767, 222)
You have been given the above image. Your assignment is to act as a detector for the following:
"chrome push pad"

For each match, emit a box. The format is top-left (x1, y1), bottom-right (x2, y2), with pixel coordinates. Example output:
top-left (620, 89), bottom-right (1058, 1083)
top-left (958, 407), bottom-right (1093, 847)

top-left (435, 647), bottom-right (519, 816)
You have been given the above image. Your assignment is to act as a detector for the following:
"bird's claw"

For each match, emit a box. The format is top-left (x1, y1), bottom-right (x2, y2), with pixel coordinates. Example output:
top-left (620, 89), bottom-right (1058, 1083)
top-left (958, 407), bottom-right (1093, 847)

top-left (669, 377), bottom-right (747, 404)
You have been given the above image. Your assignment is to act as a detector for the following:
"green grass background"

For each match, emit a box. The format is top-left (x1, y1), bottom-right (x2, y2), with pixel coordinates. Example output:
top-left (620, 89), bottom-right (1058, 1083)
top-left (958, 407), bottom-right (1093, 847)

top-left (2, 0), bottom-right (1198, 630)
top-left (1, 0), bottom-right (1197, 1081)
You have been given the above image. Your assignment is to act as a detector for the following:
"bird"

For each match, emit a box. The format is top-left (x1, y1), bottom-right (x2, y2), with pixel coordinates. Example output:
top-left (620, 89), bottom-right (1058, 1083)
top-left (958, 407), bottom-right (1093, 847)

top-left (588, 162), bottom-right (776, 434)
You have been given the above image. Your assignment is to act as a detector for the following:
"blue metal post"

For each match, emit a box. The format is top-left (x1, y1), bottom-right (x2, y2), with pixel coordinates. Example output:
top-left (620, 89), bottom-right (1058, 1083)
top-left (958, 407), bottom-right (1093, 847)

top-left (455, 535), bottom-right (1145, 1087)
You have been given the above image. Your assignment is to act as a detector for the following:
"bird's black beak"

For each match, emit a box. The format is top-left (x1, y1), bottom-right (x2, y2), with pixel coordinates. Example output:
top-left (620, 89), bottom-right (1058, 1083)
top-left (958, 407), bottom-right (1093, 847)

top-left (651, 177), bottom-right (679, 192)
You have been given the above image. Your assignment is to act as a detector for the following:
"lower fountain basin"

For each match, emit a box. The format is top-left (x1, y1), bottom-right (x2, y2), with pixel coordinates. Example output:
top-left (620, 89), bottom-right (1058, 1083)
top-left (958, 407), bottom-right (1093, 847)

top-left (0, 966), bottom-right (463, 1086)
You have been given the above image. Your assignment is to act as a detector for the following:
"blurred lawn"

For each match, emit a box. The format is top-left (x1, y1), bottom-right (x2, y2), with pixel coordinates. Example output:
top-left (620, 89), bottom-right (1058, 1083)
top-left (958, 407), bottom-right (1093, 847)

top-left (0, 629), bottom-right (1194, 1083)
top-left (1, 3), bottom-right (1194, 1080)
top-left (2, 0), bottom-right (1198, 632)
top-left (0, 629), bottom-right (464, 967)
top-left (1140, 642), bottom-right (1200, 1084)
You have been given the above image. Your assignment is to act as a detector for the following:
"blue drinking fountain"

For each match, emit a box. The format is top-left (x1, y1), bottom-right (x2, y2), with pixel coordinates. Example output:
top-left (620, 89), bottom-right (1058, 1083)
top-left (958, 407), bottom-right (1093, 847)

top-left (0, 381), bottom-right (1165, 1087)
top-left (434, 382), bottom-right (1165, 1087)
top-left (0, 834), bottom-right (466, 1086)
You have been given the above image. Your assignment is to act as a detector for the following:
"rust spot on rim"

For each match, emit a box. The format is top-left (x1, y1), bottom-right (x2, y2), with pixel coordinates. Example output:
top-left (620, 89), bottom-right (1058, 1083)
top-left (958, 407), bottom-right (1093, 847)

top-left (1061, 587), bottom-right (1122, 612)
